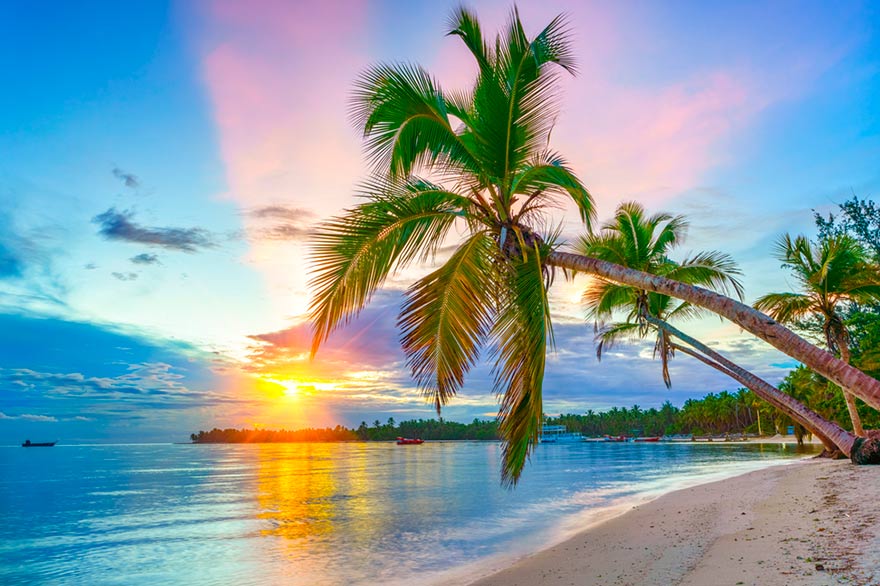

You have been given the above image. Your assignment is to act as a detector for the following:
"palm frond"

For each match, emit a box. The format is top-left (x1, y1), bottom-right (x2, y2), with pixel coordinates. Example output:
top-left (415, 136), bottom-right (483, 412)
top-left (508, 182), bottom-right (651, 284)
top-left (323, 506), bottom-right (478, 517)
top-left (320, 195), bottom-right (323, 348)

top-left (572, 232), bottom-right (630, 267)
top-left (663, 250), bottom-right (745, 300)
top-left (752, 292), bottom-right (815, 324)
top-left (664, 299), bottom-right (705, 321)
top-left (650, 213), bottom-right (688, 257)
top-left (510, 150), bottom-right (594, 228)
top-left (398, 231), bottom-right (498, 413)
top-left (309, 180), bottom-right (468, 354)
top-left (446, 6), bottom-right (492, 72)
top-left (583, 281), bottom-right (636, 321)
top-left (491, 243), bottom-right (552, 486)
top-left (654, 328), bottom-right (674, 388)
top-left (352, 63), bottom-right (480, 178)
top-left (595, 321), bottom-right (640, 360)
top-left (490, 9), bottom-right (576, 194)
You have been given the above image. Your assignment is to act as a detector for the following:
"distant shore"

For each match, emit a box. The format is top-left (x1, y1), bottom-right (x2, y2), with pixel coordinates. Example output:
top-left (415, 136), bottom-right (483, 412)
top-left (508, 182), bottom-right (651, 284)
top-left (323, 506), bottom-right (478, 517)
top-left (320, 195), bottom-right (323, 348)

top-left (468, 458), bottom-right (879, 586)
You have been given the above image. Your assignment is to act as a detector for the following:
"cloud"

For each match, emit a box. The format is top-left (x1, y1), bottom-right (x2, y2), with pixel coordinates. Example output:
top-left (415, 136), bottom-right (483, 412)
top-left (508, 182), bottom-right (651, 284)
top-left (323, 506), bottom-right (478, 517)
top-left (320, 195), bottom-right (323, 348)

top-left (245, 205), bottom-right (318, 241)
top-left (130, 253), bottom-right (160, 265)
top-left (112, 167), bottom-right (140, 189)
top-left (92, 208), bottom-right (217, 253)
top-left (0, 411), bottom-right (57, 422)
top-left (248, 205), bottom-right (316, 222)
top-left (247, 289), bottom-right (407, 378)
top-left (111, 272), bottom-right (138, 281)
top-left (0, 363), bottom-right (232, 408)
top-left (20, 413), bottom-right (57, 422)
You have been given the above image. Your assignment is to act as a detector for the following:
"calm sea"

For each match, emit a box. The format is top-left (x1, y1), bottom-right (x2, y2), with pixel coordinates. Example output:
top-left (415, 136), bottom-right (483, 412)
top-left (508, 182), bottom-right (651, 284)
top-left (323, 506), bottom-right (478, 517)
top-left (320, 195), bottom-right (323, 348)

top-left (0, 441), bottom-right (816, 585)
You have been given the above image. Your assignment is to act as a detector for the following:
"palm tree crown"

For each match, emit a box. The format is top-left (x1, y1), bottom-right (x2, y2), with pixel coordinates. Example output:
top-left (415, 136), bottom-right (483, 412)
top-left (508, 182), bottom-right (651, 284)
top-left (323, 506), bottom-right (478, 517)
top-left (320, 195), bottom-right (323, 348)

top-left (309, 7), bottom-right (593, 484)
top-left (754, 234), bottom-right (880, 357)
top-left (576, 202), bottom-right (744, 386)
top-left (755, 233), bottom-right (880, 434)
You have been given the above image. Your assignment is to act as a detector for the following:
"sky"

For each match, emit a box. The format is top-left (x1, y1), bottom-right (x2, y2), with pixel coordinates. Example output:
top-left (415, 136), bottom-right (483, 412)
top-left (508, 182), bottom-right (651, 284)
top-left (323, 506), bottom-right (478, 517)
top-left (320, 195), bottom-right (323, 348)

top-left (1, 0), bottom-right (878, 443)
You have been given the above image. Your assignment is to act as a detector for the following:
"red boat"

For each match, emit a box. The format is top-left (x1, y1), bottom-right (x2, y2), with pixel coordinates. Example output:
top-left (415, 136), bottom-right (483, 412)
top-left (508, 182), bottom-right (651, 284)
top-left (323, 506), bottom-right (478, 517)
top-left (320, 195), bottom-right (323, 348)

top-left (396, 437), bottom-right (424, 445)
top-left (632, 436), bottom-right (661, 442)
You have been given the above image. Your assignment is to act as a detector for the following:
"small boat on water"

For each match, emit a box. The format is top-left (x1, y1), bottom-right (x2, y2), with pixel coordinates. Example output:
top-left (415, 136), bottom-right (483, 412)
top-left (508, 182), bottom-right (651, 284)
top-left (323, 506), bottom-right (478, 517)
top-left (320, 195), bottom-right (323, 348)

top-left (396, 437), bottom-right (424, 445)
top-left (632, 436), bottom-right (661, 442)
top-left (584, 435), bottom-right (626, 442)
top-left (539, 425), bottom-right (584, 444)
top-left (22, 440), bottom-right (56, 447)
top-left (661, 434), bottom-right (694, 442)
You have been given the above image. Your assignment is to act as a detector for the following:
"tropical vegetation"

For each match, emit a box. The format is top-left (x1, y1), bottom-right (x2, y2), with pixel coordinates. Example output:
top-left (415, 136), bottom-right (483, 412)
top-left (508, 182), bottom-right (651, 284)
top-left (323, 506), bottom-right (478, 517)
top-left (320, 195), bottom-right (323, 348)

top-left (308, 7), bottom-right (880, 482)
top-left (754, 234), bottom-right (880, 435)
top-left (577, 202), bottom-right (858, 456)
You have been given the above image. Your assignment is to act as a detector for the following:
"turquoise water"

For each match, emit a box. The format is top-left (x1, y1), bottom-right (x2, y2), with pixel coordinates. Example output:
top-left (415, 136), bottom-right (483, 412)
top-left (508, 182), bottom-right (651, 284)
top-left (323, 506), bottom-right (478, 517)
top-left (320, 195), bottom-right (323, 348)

top-left (0, 442), bottom-right (816, 585)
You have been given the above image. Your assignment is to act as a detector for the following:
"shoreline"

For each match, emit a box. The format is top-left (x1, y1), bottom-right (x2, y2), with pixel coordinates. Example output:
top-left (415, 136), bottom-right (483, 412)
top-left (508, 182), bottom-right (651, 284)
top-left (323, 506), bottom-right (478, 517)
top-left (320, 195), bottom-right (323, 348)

top-left (466, 458), bottom-right (879, 585)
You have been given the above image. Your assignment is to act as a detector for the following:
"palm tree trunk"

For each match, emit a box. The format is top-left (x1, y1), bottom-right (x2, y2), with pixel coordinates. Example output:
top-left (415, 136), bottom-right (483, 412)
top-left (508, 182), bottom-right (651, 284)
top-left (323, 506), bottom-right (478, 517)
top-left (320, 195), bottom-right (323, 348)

top-left (546, 251), bottom-right (880, 412)
top-left (670, 342), bottom-right (841, 455)
top-left (838, 342), bottom-right (865, 436)
top-left (637, 312), bottom-right (853, 455)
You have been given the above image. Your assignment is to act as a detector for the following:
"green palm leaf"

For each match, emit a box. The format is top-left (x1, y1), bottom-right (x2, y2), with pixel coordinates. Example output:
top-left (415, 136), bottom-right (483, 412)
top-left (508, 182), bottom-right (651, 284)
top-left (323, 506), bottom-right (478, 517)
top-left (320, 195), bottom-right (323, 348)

top-left (752, 292), bottom-right (815, 323)
top-left (511, 150), bottom-right (594, 228)
top-left (352, 63), bottom-right (480, 179)
top-left (595, 321), bottom-right (640, 360)
top-left (663, 251), bottom-right (744, 299)
top-left (491, 244), bottom-right (553, 486)
top-left (309, 180), bottom-right (468, 354)
top-left (398, 231), bottom-right (499, 413)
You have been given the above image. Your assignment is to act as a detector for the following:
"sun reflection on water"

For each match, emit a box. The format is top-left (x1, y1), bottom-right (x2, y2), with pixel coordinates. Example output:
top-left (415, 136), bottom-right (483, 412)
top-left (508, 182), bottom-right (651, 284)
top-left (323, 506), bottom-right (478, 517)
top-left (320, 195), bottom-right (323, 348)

top-left (255, 444), bottom-right (338, 543)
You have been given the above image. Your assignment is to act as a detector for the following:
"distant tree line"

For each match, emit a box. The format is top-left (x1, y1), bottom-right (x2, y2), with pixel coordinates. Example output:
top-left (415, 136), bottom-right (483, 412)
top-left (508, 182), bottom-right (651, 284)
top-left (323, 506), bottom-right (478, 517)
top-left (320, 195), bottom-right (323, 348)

top-left (193, 383), bottom-right (878, 443)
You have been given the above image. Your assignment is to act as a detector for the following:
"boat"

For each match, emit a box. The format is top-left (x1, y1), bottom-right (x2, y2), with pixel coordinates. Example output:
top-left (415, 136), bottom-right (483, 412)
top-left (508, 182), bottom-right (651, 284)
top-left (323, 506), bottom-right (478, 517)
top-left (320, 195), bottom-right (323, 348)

top-left (539, 425), bottom-right (584, 444)
top-left (22, 440), bottom-right (56, 447)
top-left (396, 437), bottom-right (424, 445)
top-left (632, 436), bottom-right (661, 442)
top-left (584, 435), bottom-right (626, 442)
top-left (661, 434), bottom-right (694, 442)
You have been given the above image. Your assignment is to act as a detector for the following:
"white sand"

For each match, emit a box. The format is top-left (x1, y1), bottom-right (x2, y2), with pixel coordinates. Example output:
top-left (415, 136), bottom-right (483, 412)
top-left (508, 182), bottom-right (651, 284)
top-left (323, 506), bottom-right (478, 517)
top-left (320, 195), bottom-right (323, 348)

top-left (468, 459), bottom-right (880, 586)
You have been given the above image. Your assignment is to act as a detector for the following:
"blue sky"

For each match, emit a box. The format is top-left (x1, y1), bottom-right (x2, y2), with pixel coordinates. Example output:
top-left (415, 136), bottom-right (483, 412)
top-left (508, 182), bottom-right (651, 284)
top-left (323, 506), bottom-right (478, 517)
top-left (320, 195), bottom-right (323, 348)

top-left (1, 0), bottom-right (878, 443)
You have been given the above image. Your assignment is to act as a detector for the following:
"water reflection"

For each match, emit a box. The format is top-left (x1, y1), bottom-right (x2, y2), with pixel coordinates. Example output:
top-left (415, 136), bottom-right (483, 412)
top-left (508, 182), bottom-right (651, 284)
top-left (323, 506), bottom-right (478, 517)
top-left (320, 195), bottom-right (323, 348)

top-left (255, 444), bottom-right (338, 543)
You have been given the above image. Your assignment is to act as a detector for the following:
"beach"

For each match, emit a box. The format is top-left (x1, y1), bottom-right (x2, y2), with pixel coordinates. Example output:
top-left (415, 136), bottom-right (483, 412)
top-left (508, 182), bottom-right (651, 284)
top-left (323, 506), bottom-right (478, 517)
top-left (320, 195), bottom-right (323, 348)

top-left (470, 459), bottom-right (880, 586)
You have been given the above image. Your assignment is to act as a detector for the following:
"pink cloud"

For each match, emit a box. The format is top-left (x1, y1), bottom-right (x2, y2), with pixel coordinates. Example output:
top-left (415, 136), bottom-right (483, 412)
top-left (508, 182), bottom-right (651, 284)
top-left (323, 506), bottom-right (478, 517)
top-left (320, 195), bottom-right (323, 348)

top-left (558, 70), bottom-right (766, 209)
top-left (197, 0), bottom-right (373, 319)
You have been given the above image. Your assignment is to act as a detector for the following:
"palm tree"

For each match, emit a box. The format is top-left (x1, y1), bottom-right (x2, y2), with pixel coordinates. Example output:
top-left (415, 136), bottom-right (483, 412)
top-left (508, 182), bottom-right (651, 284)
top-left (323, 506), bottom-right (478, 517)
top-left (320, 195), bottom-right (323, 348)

top-left (309, 7), bottom-right (880, 481)
top-left (754, 234), bottom-right (880, 435)
top-left (579, 203), bottom-right (853, 454)
top-left (310, 7), bottom-right (592, 484)
top-left (580, 202), bottom-right (744, 388)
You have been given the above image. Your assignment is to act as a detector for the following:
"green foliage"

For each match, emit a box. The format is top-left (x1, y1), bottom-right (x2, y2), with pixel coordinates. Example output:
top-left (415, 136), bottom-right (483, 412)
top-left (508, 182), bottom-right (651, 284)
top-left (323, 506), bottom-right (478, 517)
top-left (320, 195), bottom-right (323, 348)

top-left (310, 7), bottom-right (594, 484)
top-left (399, 231), bottom-right (499, 413)
top-left (576, 202), bottom-right (743, 388)
top-left (778, 366), bottom-right (880, 432)
top-left (815, 195), bottom-right (880, 260)
top-left (754, 233), bottom-right (880, 355)
top-left (191, 419), bottom-right (500, 443)
top-left (549, 390), bottom-right (766, 436)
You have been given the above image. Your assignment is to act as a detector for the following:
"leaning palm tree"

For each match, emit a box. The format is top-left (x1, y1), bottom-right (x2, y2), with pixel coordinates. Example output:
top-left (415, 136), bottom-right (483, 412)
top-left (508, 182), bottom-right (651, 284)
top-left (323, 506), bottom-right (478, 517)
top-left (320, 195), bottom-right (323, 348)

top-left (755, 234), bottom-right (880, 436)
top-left (580, 202), bottom-right (744, 387)
top-left (310, 7), bottom-right (880, 481)
top-left (580, 203), bottom-right (854, 455)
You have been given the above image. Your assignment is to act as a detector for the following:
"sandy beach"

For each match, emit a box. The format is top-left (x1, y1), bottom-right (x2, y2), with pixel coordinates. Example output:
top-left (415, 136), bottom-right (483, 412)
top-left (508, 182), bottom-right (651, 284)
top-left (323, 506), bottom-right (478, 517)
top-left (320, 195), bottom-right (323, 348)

top-left (470, 458), bottom-right (880, 586)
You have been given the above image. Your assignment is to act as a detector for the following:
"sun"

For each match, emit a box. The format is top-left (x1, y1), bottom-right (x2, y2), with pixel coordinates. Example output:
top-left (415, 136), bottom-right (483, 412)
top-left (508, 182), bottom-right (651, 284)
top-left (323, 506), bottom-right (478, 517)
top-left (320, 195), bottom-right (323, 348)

top-left (281, 380), bottom-right (300, 397)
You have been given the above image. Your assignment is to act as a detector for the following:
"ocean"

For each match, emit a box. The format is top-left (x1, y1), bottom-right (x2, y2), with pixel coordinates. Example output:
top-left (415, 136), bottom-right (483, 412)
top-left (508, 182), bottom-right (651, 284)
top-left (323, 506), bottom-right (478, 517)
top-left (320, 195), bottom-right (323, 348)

top-left (0, 441), bottom-right (817, 585)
